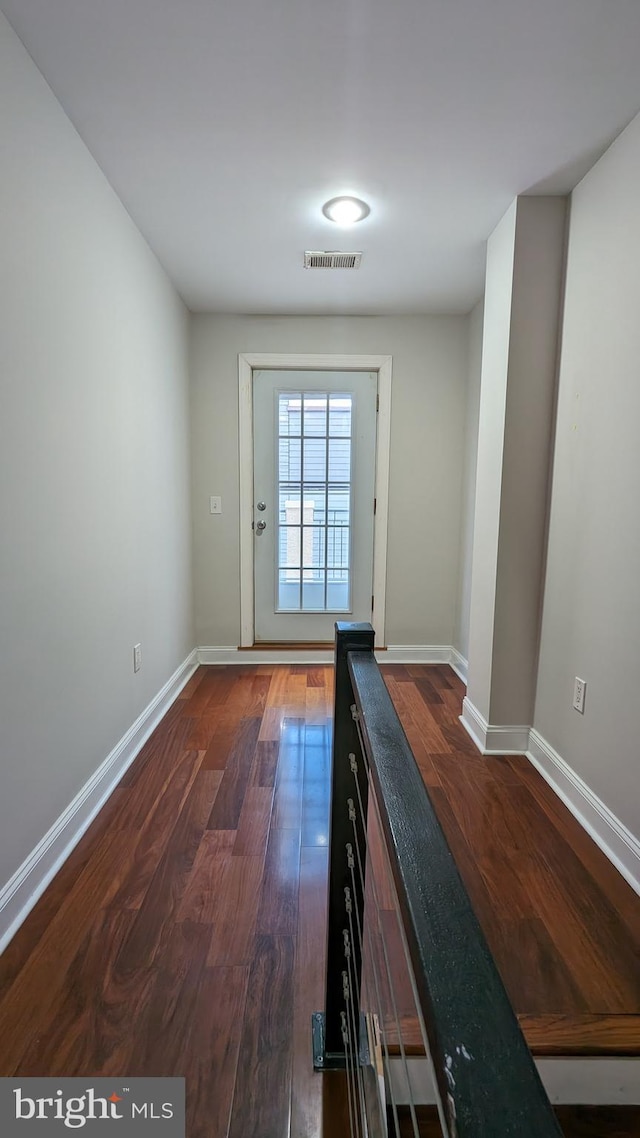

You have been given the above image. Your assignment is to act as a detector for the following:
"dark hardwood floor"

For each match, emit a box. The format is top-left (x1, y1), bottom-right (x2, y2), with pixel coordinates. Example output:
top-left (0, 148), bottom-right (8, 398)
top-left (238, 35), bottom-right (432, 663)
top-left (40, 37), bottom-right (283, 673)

top-left (0, 662), bottom-right (639, 1137)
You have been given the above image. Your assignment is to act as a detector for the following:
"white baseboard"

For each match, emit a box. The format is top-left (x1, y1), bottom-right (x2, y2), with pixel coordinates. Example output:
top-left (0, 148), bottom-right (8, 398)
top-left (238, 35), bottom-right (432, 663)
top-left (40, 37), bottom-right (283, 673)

top-left (198, 644), bottom-right (465, 669)
top-left (0, 649), bottom-right (198, 954)
top-left (381, 645), bottom-right (451, 664)
top-left (459, 696), bottom-right (530, 754)
top-left (528, 728), bottom-right (640, 898)
top-left (389, 1056), bottom-right (640, 1106)
top-left (449, 649), bottom-right (468, 684)
top-left (198, 645), bottom-right (334, 664)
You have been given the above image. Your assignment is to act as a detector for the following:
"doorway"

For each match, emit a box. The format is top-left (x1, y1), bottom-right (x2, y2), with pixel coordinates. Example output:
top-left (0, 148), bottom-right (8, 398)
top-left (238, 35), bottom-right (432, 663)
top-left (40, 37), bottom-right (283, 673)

top-left (253, 370), bottom-right (376, 642)
top-left (238, 353), bottom-right (392, 649)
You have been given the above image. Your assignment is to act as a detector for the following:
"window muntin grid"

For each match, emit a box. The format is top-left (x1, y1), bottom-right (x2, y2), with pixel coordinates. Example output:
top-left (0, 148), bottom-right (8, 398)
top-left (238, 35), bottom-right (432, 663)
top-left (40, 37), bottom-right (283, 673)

top-left (277, 392), bottom-right (352, 612)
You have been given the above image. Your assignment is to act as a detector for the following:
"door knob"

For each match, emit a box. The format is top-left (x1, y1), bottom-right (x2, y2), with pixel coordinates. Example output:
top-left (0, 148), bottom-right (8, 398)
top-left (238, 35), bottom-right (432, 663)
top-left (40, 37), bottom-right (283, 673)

top-left (257, 501), bottom-right (267, 511)
top-left (256, 520), bottom-right (267, 532)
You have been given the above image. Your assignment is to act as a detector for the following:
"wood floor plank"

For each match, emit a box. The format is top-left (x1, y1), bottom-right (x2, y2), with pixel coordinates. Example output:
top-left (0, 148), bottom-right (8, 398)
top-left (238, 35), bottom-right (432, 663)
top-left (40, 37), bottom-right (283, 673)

top-left (379, 664), bottom-right (412, 680)
top-left (184, 709), bottom-right (224, 751)
top-left (206, 717), bottom-right (261, 830)
top-left (291, 846), bottom-right (329, 1138)
top-left (174, 666), bottom-right (231, 717)
top-left (201, 719), bottom-right (239, 770)
top-left (184, 966), bottom-right (249, 1138)
top-left (509, 754), bottom-right (640, 943)
top-left (207, 855), bottom-right (265, 966)
top-left (115, 769), bottom-right (224, 974)
top-left (228, 934), bottom-right (295, 1138)
top-left (415, 676), bottom-right (444, 705)
top-left (387, 678), bottom-right (451, 752)
top-left (134, 920), bottom-right (213, 1075)
top-left (13, 907), bottom-right (139, 1076)
top-left (519, 1013), bottom-right (640, 1056)
top-left (426, 785), bottom-right (522, 971)
top-left (400, 714), bottom-right (444, 787)
top-left (0, 786), bottom-right (130, 1002)
top-left (265, 667), bottom-right (290, 708)
top-left (521, 855), bottom-right (640, 1011)
top-left (489, 917), bottom-right (589, 1015)
top-left (177, 666), bottom-right (208, 700)
top-left (109, 749), bottom-right (203, 910)
top-left (0, 762), bottom-right (214, 1074)
top-left (440, 719), bottom-right (479, 754)
top-left (234, 785), bottom-right (274, 857)
top-left (249, 739), bottom-right (279, 787)
top-left (258, 705), bottom-right (286, 741)
top-left (431, 753), bottom-right (539, 922)
top-left (306, 666), bottom-right (326, 688)
top-left (256, 827), bottom-right (301, 936)
top-left (301, 721), bottom-right (331, 847)
top-left (305, 685), bottom-right (331, 723)
top-left (176, 828), bottom-right (236, 924)
top-left (119, 713), bottom-right (194, 792)
top-left (271, 717), bottom-right (305, 830)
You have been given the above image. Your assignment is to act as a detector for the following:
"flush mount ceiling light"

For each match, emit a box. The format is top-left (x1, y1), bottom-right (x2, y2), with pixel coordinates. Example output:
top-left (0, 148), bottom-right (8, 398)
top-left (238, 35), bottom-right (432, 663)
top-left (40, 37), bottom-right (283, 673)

top-left (322, 196), bottom-right (370, 225)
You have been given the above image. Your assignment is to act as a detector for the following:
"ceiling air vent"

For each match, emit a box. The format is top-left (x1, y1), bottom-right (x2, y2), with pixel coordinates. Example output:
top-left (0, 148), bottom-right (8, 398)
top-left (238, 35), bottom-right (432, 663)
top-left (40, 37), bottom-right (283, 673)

top-left (304, 251), bottom-right (362, 270)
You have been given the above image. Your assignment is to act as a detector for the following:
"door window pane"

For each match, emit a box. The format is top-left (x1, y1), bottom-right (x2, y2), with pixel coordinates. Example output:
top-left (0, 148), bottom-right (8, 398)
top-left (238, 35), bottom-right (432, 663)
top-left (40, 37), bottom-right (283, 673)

top-left (328, 437), bottom-right (351, 482)
top-left (303, 393), bottom-right (328, 436)
top-left (276, 389), bottom-right (352, 612)
top-left (279, 394), bottom-right (301, 436)
top-left (279, 438), bottom-right (301, 481)
top-left (329, 395), bottom-right (352, 436)
top-left (303, 436), bottom-right (327, 483)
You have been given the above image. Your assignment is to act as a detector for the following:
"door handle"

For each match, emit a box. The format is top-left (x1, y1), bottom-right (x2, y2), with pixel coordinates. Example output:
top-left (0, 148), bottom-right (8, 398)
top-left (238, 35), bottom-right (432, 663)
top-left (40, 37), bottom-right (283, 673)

top-left (256, 520), bottom-right (267, 532)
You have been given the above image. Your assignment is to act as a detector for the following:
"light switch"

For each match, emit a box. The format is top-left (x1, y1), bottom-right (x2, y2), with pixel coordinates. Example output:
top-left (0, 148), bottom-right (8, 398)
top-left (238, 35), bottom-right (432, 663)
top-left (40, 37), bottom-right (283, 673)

top-left (209, 496), bottom-right (222, 514)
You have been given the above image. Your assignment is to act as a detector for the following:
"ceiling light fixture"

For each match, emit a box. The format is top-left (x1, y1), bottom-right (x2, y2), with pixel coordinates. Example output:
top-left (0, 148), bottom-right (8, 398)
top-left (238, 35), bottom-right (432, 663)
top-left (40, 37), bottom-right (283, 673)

top-left (322, 196), bottom-right (370, 225)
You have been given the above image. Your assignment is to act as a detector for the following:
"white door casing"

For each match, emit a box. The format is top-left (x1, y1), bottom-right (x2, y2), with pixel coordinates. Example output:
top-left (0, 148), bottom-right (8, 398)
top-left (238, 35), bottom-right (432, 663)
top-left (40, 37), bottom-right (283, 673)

top-left (238, 354), bottom-right (392, 648)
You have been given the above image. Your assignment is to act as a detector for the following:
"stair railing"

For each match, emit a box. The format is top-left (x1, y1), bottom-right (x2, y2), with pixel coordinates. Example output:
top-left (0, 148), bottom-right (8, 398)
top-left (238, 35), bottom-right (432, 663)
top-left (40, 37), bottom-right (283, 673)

top-left (313, 621), bottom-right (562, 1137)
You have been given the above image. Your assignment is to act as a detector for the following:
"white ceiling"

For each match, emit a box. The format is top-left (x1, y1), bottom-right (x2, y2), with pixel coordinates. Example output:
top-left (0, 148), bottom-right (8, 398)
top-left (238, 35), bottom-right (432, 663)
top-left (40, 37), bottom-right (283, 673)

top-left (3, 0), bottom-right (640, 315)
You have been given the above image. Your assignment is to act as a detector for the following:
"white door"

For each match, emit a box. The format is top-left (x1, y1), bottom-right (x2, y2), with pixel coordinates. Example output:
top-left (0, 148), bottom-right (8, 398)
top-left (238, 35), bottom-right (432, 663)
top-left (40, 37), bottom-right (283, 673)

top-left (253, 369), bottom-right (377, 642)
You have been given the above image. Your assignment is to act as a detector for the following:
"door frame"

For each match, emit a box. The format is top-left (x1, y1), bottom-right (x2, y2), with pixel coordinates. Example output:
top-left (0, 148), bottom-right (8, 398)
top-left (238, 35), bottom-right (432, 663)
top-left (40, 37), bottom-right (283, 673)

top-left (238, 353), bottom-right (392, 649)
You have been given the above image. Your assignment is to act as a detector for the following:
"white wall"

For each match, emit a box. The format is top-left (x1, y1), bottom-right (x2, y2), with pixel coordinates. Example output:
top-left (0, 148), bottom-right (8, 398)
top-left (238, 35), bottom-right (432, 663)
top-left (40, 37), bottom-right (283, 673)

top-left (535, 111), bottom-right (640, 842)
top-left (466, 198), bottom-right (566, 727)
top-left (0, 15), bottom-right (193, 891)
top-left (466, 203), bottom-right (517, 716)
top-left (454, 300), bottom-right (483, 663)
top-left (190, 314), bottom-right (469, 648)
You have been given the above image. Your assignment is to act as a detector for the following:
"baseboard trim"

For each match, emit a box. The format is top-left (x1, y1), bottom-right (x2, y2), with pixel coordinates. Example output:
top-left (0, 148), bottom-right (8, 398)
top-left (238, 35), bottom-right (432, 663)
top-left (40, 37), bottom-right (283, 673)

top-left (459, 697), bottom-right (529, 754)
top-left (449, 649), bottom-right (468, 684)
top-left (382, 645), bottom-right (451, 665)
top-left (0, 649), bottom-right (198, 954)
top-left (198, 645), bottom-right (335, 664)
top-left (388, 1056), bottom-right (640, 1106)
top-left (198, 643), bottom-right (465, 668)
top-left (527, 728), bottom-right (640, 898)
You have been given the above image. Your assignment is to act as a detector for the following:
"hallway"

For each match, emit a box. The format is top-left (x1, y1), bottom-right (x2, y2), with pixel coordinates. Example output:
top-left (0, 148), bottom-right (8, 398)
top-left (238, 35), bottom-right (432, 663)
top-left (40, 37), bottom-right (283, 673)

top-left (0, 663), bottom-right (638, 1136)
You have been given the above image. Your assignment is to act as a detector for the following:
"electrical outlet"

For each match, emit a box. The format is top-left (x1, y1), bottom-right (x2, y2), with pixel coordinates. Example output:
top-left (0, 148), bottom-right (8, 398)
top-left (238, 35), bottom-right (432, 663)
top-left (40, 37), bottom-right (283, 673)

top-left (133, 643), bottom-right (142, 673)
top-left (573, 677), bottom-right (586, 714)
top-left (209, 496), bottom-right (222, 515)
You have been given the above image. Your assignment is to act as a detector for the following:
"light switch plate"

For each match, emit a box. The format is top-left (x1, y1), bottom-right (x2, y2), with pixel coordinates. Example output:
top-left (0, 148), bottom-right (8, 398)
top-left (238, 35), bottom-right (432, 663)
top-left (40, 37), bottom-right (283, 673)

top-left (209, 496), bottom-right (222, 514)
